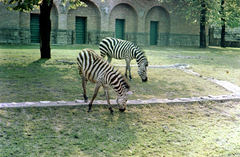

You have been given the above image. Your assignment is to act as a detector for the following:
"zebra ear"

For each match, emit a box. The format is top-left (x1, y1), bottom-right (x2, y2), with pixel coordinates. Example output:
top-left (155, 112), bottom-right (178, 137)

top-left (126, 91), bottom-right (133, 95)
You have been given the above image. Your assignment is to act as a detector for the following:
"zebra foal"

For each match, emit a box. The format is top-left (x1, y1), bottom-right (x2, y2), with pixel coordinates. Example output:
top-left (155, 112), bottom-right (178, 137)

top-left (77, 49), bottom-right (132, 113)
top-left (100, 37), bottom-right (148, 82)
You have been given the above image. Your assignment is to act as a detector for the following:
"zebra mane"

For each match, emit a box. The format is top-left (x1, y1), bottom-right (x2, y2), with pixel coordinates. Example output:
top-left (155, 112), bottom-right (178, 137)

top-left (131, 43), bottom-right (146, 57)
top-left (135, 48), bottom-right (148, 66)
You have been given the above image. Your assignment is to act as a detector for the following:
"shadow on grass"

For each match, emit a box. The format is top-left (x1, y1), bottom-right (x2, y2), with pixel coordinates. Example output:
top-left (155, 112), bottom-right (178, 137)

top-left (29, 58), bottom-right (50, 65)
top-left (0, 58), bottom-right (70, 102)
top-left (1, 106), bottom-right (138, 156)
top-left (0, 43), bottom-right (100, 50)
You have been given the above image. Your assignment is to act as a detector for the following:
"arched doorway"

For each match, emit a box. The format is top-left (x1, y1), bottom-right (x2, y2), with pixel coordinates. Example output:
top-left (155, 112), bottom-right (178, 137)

top-left (67, 1), bottom-right (100, 44)
top-left (29, 3), bottom-right (58, 44)
top-left (109, 3), bottom-right (138, 42)
top-left (145, 6), bottom-right (170, 46)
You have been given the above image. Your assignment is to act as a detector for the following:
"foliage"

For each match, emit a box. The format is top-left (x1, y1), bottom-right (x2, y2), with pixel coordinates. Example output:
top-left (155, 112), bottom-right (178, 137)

top-left (2, 0), bottom-right (86, 11)
top-left (176, 0), bottom-right (240, 28)
top-left (62, 0), bottom-right (87, 10)
top-left (215, 0), bottom-right (240, 28)
top-left (175, 0), bottom-right (218, 25)
top-left (3, 0), bottom-right (40, 11)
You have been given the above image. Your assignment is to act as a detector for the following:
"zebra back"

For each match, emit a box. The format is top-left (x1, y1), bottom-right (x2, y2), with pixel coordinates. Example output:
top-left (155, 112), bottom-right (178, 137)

top-left (100, 37), bottom-right (148, 66)
top-left (77, 49), bottom-right (130, 95)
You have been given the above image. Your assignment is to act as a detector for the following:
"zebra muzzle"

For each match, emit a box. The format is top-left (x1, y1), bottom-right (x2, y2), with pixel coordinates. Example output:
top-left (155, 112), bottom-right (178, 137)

top-left (119, 108), bottom-right (126, 112)
top-left (142, 77), bottom-right (148, 82)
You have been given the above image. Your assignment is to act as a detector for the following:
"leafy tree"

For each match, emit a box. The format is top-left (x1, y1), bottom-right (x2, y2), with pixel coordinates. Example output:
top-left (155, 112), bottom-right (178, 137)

top-left (177, 0), bottom-right (240, 48)
top-left (199, 0), bottom-right (207, 48)
top-left (2, 0), bottom-right (86, 58)
top-left (217, 0), bottom-right (240, 47)
top-left (176, 0), bottom-right (220, 48)
top-left (220, 0), bottom-right (226, 47)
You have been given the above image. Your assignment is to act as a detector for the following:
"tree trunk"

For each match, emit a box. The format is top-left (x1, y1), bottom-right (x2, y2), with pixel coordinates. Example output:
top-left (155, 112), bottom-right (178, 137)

top-left (200, 1), bottom-right (206, 48)
top-left (200, 21), bottom-right (206, 48)
top-left (221, 20), bottom-right (226, 48)
top-left (40, 0), bottom-right (53, 59)
top-left (221, 0), bottom-right (226, 48)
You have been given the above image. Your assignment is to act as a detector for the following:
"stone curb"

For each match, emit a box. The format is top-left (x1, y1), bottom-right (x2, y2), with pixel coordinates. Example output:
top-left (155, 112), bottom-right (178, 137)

top-left (55, 61), bottom-right (190, 69)
top-left (1, 94), bottom-right (240, 109)
top-left (116, 63), bottom-right (190, 69)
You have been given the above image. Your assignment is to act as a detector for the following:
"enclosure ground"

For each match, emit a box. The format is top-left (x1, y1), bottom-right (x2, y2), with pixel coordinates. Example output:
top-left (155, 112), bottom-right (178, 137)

top-left (1, 45), bottom-right (240, 156)
top-left (1, 101), bottom-right (240, 156)
top-left (1, 63), bottom-right (240, 108)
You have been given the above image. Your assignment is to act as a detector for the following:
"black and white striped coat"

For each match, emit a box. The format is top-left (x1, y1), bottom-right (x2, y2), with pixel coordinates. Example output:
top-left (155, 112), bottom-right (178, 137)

top-left (77, 49), bottom-right (132, 113)
top-left (100, 37), bottom-right (148, 82)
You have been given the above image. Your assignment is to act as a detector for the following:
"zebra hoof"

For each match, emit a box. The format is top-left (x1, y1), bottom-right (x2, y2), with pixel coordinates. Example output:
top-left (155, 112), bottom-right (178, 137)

top-left (84, 98), bottom-right (88, 103)
top-left (83, 95), bottom-right (88, 103)
top-left (87, 109), bottom-right (92, 113)
top-left (109, 107), bottom-right (114, 114)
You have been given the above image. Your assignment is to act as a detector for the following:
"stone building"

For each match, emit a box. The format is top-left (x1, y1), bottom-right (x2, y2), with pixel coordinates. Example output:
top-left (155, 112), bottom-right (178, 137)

top-left (0, 0), bottom-right (201, 46)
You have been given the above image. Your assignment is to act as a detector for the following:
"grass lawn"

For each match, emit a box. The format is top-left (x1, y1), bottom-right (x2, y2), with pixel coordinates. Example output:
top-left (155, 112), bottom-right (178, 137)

top-left (0, 44), bottom-right (240, 156)
top-left (1, 101), bottom-right (240, 156)
top-left (145, 46), bottom-right (240, 87)
top-left (0, 44), bottom-right (239, 103)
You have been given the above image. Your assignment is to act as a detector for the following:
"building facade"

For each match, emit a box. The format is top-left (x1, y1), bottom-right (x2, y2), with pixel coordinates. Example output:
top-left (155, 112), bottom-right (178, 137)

top-left (0, 0), bottom-right (201, 46)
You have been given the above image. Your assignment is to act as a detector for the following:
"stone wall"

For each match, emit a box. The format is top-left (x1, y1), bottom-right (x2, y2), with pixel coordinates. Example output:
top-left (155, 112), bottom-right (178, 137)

top-left (0, 0), bottom-right (202, 47)
top-left (0, 28), bottom-right (20, 44)
top-left (209, 27), bottom-right (240, 47)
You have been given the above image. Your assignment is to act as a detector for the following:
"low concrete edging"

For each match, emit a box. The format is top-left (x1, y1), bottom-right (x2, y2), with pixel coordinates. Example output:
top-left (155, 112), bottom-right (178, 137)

top-left (1, 94), bottom-right (240, 109)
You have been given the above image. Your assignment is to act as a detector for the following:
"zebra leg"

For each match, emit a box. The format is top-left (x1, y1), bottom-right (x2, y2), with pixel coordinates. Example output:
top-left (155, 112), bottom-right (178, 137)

top-left (125, 65), bottom-right (128, 78)
top-left (128, 64), bottom-right (132, 80)
top-left (125, 60), bottom-right (129, 78)
top-left (103, 85), bottom-right (113, 114)
top-left (81, 75), bottom-right (88, 102)
top-left (125, 60), bottom-right (132, 80)
top-left (88, 83), bottom-right (101, 112)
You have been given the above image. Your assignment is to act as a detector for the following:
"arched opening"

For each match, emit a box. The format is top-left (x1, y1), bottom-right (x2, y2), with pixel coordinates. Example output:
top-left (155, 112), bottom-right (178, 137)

top-left (109, 3), bottom-right (138, 42)
top-left (50, 3), bottom-right (58, 44)
top-left (68, 1), bottom-right (101, 44)
top-left (29, 3), bottom-right (58, 44)
top-left (145, 6), bottom-right (170, 46)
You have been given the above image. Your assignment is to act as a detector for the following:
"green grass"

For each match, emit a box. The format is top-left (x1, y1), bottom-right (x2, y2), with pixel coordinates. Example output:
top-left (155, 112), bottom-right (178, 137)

top-left (144, 46), bottom-right (240, 86)
top-left (1, 44), bottom-right (238, 103)
top-left (1, 101), bottom-right (240, 156)
top-left (1, 44), bottom-right (240, 156)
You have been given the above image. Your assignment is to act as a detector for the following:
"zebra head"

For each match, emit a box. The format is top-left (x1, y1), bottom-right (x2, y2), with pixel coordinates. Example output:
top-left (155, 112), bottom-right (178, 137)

top-left (115, 77), bottom-right (132, 112)
top-left (138, 61), bottom-right (148, 82)
top-left (116, 91), bottom-right (133, 112)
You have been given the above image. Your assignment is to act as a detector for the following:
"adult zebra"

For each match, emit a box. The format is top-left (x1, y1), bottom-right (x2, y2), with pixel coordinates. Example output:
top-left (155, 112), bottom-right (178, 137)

top-left (100, 37), bottom-right (148, 82)
top-left (77, 49), bottom-right (132, 113)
